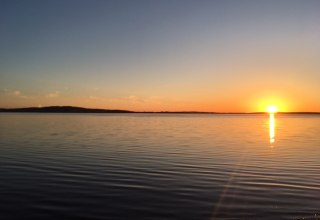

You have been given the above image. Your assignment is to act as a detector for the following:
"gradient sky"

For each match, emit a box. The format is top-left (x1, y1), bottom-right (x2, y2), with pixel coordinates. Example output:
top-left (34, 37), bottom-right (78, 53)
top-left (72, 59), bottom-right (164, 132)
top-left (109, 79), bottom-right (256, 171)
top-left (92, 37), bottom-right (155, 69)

top-left (1, 0), bottom-right (319, 112)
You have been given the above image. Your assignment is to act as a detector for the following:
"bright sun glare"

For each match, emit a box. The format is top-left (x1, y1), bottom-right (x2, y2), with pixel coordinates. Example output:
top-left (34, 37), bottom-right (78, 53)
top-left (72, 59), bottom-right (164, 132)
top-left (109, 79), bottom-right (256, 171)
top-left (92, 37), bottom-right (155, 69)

top-left (267, 105), bottom-right (278, 113)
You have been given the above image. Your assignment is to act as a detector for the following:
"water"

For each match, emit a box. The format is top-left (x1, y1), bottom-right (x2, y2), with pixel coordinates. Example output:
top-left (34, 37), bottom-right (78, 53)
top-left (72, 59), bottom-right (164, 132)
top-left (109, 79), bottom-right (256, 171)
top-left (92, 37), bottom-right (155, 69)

top-left (0, 113), bottom-right (319, 220)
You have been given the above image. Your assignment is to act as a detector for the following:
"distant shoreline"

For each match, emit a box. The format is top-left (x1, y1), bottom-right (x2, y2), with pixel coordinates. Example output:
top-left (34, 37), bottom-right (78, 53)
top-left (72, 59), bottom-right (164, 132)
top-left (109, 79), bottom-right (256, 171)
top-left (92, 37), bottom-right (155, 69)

top-left (0, 106), bottom-right (320, 115)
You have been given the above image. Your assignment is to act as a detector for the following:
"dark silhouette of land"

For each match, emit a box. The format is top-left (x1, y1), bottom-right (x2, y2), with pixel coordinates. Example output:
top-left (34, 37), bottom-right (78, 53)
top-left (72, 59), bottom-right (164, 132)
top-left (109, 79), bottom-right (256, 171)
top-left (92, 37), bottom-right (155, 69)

top-left (0, 106), bottom-right (132, 113)
top-left (0, 106), bottom-right (320, 115)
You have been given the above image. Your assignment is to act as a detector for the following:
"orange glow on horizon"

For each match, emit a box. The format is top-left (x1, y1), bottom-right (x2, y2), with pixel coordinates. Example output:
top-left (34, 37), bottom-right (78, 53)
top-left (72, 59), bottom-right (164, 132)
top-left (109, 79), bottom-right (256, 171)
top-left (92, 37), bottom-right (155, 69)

top-left (255, 97), bottom-right (289, 113)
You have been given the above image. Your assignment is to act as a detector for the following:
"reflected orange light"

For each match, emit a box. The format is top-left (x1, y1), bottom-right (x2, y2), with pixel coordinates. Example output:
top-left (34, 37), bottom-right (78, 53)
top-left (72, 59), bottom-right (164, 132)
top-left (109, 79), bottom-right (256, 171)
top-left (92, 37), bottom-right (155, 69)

top-left (269, 113), bottom-right (275, 145)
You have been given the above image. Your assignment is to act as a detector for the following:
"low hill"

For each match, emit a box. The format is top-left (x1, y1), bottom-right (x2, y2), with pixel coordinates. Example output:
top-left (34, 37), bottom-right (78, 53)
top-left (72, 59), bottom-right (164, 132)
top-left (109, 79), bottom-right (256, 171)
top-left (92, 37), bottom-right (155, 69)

top-left (0, 106), bottom-right (133, 113)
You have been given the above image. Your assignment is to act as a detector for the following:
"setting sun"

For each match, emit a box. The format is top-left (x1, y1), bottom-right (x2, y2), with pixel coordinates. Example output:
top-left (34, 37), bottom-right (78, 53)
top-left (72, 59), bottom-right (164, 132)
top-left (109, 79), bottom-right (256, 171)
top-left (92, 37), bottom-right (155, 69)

top-left (267, 105), bottom-right (278, 113)
top-left (254, 97), bottom-right (291, 113)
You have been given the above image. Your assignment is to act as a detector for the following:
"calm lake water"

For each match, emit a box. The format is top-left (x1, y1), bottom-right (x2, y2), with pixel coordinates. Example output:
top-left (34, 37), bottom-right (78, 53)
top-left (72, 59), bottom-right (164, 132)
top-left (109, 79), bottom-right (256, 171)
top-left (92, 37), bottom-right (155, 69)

top-left (0, 113), bottom-right (319, 220)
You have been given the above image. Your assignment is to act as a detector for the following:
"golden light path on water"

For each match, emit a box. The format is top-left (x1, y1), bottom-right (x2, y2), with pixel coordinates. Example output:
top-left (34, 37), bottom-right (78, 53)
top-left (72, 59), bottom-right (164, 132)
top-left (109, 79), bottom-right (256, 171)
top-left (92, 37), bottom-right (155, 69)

top-left (212, 111), bottom-right (278, 218)
top-left (269, 113), bottom-right (275, 146)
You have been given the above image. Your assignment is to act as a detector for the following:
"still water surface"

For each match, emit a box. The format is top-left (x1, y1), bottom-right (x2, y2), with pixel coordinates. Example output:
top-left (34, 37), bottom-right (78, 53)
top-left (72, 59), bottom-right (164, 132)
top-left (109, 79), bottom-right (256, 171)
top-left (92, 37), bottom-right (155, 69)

top-left (0, 113), bottom-right (319, 219)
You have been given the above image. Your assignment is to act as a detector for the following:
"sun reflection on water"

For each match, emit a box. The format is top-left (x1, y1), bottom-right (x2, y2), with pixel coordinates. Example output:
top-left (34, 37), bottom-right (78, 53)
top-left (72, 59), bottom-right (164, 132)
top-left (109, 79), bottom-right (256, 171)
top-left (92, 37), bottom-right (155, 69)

top-left (269, 113), bottom-right (275, 146)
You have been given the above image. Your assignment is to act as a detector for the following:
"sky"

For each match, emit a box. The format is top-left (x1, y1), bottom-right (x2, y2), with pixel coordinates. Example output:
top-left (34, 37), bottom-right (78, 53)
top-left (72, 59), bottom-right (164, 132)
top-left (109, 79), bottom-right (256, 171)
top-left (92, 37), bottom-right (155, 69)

top-left (1, 0), bottom-right (320, 112)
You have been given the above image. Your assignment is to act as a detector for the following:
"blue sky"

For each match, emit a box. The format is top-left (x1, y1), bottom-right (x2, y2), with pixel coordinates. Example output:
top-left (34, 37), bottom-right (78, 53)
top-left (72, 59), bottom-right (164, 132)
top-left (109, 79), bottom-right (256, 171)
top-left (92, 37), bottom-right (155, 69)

top-left (1, 0), bottom-right (320, 111)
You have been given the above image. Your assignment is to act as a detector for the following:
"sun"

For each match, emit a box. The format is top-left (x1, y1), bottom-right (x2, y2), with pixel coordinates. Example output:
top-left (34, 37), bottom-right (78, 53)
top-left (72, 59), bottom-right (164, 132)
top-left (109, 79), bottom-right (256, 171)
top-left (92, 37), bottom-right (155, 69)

top-left (255, 96), bottom-right (289, 113)
top-left (267, 105), bottom-right (278, 113)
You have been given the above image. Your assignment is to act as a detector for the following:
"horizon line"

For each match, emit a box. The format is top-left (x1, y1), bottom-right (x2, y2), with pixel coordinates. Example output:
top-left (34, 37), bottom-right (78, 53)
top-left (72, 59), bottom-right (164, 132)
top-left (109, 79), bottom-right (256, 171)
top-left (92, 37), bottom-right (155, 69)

top-left (1, 105), bottom-right (320, 114)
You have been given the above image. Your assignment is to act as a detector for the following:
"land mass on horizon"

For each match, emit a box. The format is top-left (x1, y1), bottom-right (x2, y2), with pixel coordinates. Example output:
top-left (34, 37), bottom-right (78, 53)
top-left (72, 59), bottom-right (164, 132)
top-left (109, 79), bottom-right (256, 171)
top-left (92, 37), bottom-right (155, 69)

top-left (0, 106), bottom-right (319, 114)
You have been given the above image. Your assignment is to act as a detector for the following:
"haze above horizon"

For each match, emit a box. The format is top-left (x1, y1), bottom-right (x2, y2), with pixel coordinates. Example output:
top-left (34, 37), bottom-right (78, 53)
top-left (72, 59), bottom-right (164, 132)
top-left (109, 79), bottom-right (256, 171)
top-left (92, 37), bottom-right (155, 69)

top-left (1, 0), bottom-right (320, 112)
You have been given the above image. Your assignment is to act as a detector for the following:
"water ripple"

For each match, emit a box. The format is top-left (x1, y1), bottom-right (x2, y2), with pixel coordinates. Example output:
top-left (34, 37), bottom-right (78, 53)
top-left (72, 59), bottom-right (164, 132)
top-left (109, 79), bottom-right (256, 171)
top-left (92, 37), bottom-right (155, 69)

top-left (0, 113), bottom-right (319, 219)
